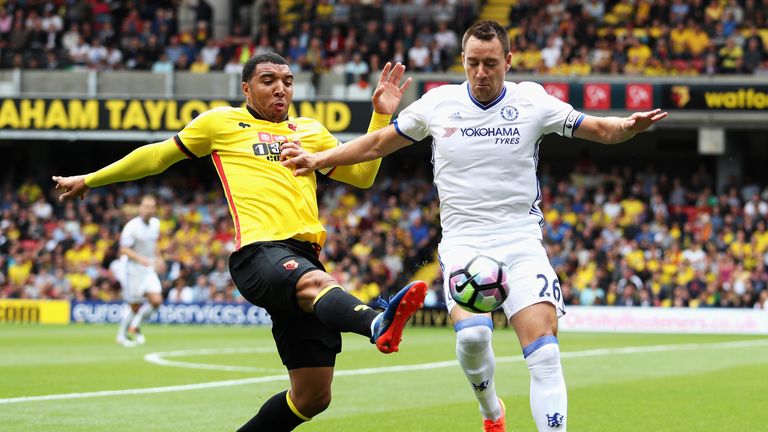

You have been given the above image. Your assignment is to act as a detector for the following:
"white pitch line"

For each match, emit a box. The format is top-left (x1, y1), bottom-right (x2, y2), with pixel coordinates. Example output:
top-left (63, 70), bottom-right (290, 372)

top-left (143, 344), bottom-right (377, 373)
top-left (1, 338), bottom-right (767, 405)
top-left (144, 347), bottom-right (284, 373)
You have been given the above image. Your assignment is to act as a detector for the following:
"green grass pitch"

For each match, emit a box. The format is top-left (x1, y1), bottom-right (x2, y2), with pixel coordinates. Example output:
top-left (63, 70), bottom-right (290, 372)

top-left (1, 324), bottom-right (766, 431)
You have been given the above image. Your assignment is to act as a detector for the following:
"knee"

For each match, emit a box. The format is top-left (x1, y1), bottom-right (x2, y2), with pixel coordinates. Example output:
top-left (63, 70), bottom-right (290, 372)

top-left (149, 297), bottom-right (162, 308)
top-left (292, 388), bottom-right (332, 418)
top-left (455, 317), bottom-right (493, 353)
top-left (524, 336), bottom-right (561, 368)
top-left (295, 271), bottom-right (338, 312)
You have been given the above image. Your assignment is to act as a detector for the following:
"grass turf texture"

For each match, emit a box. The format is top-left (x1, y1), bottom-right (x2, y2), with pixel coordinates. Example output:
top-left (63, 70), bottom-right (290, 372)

top-left (1, 324), bottom-right (766, 431)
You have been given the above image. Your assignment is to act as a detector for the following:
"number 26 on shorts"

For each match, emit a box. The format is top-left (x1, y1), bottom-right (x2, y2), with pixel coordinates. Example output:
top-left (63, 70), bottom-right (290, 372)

top-left (537, 274), bottom-right (561, 302)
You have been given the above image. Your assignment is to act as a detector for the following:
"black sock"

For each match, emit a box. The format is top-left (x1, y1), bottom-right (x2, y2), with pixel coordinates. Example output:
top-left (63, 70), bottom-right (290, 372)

top-left (237, 390), bottom-right (307, 432)
top-left (313, 286), bottom-right (380, 338)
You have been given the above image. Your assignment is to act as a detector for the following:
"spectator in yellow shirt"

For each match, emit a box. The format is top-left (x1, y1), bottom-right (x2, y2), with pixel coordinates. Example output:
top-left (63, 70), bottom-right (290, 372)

top-left (705, 0), bottom-right (724, 22)
top-left (8, 253), bottom-right (33, 286)
top-left (569, 55), bottom-right (592, 75)
top-left (189, 54), bottom-right (210, 73)
top-left (626, 37), bottom-right (652, 66)
top-left (18, 178), bottom-right (43, 203)
top-left (687, 23), bottom-right (711, 58)
top-left (643, 58), bottom-right (669, 76)
top-left (521, 41), bottom-right (542, 72)
top-left (548, 57), bottom-right (571, 75)
top-left (624, 55), bottom-right (644, 75)
top-left (610, 0), bottom-right (635, 24)
top-left (718, 37), bottom-right (744, 73)
top-left (669, 22), bottom-right (690, 58)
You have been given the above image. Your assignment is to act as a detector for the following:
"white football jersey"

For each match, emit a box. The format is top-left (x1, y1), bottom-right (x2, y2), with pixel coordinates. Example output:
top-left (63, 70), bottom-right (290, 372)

top-left (119, 216), bottom-right (160, 262)
top-left (394, 81), bottom-right (584, 240)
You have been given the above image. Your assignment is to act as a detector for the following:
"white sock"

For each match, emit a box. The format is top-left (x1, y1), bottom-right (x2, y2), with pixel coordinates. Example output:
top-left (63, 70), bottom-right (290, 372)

top-left (525, 336), bottom-right (567, 431)
top-left (129, 303), bottom-right (154, 330)
top-left (455, 316), bottom-right (501, 421)
top-left (117, 304), bottom-right (134, 340)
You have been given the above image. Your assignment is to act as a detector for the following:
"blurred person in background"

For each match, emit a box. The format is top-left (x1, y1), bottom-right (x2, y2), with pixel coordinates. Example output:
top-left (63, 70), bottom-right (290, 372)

top-left (114, 195), bottom-right (164, 347)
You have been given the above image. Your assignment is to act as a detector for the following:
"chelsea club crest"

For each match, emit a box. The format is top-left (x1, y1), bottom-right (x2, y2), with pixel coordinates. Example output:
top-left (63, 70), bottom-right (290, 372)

top-left (500, 105), bottom-right (519, 122)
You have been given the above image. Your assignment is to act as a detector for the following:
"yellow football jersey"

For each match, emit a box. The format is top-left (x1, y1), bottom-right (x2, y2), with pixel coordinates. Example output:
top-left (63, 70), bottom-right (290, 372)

top-left (175, 106), bottom-right (339, 250)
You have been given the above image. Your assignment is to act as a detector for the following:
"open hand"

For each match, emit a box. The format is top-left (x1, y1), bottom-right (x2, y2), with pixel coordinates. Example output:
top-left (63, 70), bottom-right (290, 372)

top-left (371, 62), bottom-right (413, 116)
top-left (52, 175), bottom-right (88, 201)
top-left (623, 109), bottom-right (668, 133)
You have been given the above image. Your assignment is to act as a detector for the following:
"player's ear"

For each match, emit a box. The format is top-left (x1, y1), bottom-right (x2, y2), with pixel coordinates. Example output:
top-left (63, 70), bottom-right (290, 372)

top-left (241, 81), bottom-right (249, 98)
top-left (505, 52), bottom-right (512, 72)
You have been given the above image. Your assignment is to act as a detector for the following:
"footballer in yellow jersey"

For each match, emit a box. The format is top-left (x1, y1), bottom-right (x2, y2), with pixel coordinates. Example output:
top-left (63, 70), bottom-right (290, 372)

top-left (173, 106), bottom-right (356, 250)
top-left (53, 52), bottom-right (428, 432)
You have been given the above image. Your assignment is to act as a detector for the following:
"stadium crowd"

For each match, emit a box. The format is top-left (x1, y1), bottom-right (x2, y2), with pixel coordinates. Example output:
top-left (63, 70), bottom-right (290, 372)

top-left (0, 0), bottom-right (766, 76)
top-left (2, 162), bottom-right (768, 311)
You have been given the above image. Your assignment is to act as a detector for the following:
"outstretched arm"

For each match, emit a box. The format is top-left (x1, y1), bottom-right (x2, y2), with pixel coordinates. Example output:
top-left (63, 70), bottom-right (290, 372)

top-left (282, 125), bottom-right (412, 177)
top-left (316, 62), bottom-right (413, 188)
top-left (575, 108), bottom-right (668, 144)
top-left (52, 139), bottom-right (188, 201)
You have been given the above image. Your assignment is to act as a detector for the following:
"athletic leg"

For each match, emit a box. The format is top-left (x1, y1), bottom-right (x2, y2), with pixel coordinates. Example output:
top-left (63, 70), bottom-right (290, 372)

top-left (511, 302), bottom-right (567, 431)
top-left (128, 274), bottom-right (163, 344)
top-left (451, 307), bottom-right (504, 429)
top-left (301, 270), bottom-right (427, 353)
top-left (116, 303), bottom-right (139, 346)
top-left (299, 270), bottom-right (380, 337)
top-left (237, 367), bottom-right (333, 432)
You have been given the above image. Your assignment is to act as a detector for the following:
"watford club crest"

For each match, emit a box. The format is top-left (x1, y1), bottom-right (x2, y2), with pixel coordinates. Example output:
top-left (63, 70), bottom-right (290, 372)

top-left (671, 86), bottom-right (690, 108)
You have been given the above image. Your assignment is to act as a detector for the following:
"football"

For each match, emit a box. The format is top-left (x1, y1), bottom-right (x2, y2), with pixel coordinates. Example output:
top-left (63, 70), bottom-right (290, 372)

top-left (448, 255), bottom-right (510, 313)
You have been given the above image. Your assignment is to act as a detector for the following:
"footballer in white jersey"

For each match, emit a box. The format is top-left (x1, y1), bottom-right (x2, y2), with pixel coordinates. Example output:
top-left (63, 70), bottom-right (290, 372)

top-left (118, 214), bottom-right (162, 303)
top-left (282, 19), bottom-right (666, 432)
top-left (394, 79), bottom-right (578, 320)
top-left (395, 80), bottom-right (581, 242)
top-left (114, 195), bottom-right (164, 347)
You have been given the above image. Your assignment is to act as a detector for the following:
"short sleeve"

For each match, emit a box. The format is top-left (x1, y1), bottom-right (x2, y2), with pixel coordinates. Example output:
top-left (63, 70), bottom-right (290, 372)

top-left (119, 222), bottom-right (136, 248)
top-left (522, 82), bottom-right (585, 138)
top-left (175, 109), bottom-right (216, 158)
top-left (393, 95), bottom-right (432, 142)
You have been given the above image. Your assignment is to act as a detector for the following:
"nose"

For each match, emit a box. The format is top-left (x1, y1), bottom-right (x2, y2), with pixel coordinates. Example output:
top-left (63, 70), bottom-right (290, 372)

top-left (476, 64), bottom-right (488, 79)
top-left (274, 82), bottom-right (285, 97)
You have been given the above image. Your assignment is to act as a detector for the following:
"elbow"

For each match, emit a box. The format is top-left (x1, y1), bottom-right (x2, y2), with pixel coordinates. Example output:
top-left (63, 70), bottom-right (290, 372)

top-left (350, 177), bottom-right (375, 189)
top-left (367, 146), bottom-right (385, 160)
top-left (358, 179), bottom-right (375, 189)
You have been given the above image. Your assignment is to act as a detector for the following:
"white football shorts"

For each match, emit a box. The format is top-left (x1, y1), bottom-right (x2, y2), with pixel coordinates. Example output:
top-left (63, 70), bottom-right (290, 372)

top-left (118, 262), bottom-right (162, 304)
top-left (439, 234), bottom-right (565, 320)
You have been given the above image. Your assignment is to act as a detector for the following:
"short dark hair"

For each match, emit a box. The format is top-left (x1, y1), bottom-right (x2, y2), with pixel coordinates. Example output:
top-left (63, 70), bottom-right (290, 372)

top-left (461, 20), bottom-right (510, 55)
top-left (241, 52), bottom-right (289, 83)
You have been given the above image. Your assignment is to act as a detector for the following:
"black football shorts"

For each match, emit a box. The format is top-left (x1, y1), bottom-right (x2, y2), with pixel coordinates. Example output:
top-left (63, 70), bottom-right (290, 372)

top-left (229, 239), bottom-right (342, 369)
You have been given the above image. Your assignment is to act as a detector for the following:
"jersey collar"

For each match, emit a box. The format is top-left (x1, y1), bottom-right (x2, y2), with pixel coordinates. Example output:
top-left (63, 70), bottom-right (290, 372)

top-left (466, 82), bottom-right (507, 110)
